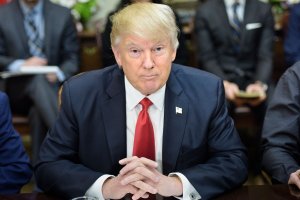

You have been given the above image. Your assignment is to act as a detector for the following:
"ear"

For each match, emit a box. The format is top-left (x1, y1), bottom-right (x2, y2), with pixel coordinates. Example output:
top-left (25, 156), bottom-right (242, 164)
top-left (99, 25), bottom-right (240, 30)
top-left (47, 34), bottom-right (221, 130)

top-left (171, 49), bottom-right (177, 62)
top-left (112, 46), bottom-right (122, 66)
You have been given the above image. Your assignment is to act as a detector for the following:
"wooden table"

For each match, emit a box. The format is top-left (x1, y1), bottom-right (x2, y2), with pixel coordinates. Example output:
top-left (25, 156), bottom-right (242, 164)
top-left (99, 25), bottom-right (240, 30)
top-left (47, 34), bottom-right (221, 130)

top-left (1, 185), bottom-right (300, 200)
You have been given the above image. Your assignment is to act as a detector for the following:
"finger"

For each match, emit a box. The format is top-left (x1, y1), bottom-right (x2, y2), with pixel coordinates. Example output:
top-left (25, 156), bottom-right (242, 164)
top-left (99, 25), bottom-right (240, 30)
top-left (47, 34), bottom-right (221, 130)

top-left (119, 156), bottom-right (139, 165)
top-left (121, 173), bottom-right (144, 185)
top-left (121, 168), bottom-right (159, 185)
top-left (120, 159), bottom-right (145, 175)
top-left (131, 189), bottom-right (149, 200)
top-left (133, 165), bottom-right (159, 182)
top-left (119, 158), bottom-right (158, 176)
top-left (120, 156), bottom-right (158, 168)
top-left (131, 180), bottom-right (157, 194)
top-left (293, 173), bottom-right (300, 189)
top-left (126, 184), bottom-right (139, 196)
top-left (140, 157), bottom-right (159, 168)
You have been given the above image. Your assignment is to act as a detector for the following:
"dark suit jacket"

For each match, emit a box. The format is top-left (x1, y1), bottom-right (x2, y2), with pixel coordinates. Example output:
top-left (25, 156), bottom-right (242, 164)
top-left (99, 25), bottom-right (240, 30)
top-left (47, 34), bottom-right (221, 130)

top-left (0, 0), bottom-right (79, 79)
top-left (284, 3), bottom-right (300, 67)
top-left (195, 0), bottom-right (274, 87)
top-left (262, 62), bottom-right (300, 184)
top-left (0, 91), bottom-right (32, 194)
top-left (35, 64), bottom-right (248, 200)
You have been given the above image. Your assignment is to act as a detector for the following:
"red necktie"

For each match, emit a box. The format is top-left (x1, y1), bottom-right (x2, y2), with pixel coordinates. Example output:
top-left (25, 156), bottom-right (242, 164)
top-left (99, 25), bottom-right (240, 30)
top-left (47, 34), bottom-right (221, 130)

top-left (133, 97), bottom-right (155, 161)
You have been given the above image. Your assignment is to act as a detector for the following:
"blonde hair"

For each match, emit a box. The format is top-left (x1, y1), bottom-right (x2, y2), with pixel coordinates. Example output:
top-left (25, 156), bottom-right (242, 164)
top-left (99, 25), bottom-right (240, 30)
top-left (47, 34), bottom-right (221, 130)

top-left (110, 2), bottom-right (179, 50)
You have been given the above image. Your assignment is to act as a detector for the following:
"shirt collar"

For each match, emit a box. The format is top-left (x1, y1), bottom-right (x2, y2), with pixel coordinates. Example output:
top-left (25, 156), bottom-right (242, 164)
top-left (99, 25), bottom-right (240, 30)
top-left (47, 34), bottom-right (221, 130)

top-left (224, 0), bottom-right (245, 9)
top-left (20, 0), bottom-right (43, 16)
top-left (125, 75), bottom-right (165, 111)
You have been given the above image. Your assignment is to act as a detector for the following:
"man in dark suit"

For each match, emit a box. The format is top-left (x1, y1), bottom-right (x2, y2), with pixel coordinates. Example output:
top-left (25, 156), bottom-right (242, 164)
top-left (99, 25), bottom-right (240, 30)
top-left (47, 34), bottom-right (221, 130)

top-left (0, 91), bottom-right (32, 194)
top-left (262, 62), bottom-right (300, 187)
top-left (195, 0), bottom-right (274, 176)
top-left (195, 0), bottom-right (274, 103)
top-left (35, 3), bottom-right (247, 200)
top-left (0, 0), bottom-right (79, 163)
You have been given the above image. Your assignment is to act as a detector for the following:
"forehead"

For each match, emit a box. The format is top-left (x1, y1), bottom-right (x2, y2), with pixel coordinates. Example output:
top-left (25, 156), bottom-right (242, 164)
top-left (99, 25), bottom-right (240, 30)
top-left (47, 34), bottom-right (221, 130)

top-left (122, 34), bottom-right (169, 47)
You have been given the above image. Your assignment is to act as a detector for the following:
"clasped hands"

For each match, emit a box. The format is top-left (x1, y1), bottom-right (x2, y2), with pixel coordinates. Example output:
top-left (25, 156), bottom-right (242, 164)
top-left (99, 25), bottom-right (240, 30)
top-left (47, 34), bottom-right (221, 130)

top-left (102, 156), bottom-right (183, 200)
top-left (223, 80), bottom-right (267, 107)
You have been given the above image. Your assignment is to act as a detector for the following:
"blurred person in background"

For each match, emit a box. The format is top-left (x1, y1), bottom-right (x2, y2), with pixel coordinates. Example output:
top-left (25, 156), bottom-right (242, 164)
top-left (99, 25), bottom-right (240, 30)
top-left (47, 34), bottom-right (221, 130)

top-left (101, 0), bottom-right (188, 67)
top-left (0, 0), bottom-right (79, 163)
top-left (262, 62), bottom-right (300, 187)
top-left (194, 0), bottom-right (274, 178)
top-left (0, 91), bottom-right (32, 194)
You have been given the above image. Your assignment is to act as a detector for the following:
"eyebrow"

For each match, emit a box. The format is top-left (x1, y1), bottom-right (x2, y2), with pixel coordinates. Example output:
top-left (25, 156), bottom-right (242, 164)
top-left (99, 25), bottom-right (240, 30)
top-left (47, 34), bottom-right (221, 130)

top-left (125, 41), bottom-right (167, 48)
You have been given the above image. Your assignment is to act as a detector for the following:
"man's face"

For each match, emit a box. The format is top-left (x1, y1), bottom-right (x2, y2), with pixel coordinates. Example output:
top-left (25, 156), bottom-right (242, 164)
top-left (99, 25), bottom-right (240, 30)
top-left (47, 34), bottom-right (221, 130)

top-left (113, 35), bottom-right (176, 95)
top-left (22, 0), bottom-right (39, 8)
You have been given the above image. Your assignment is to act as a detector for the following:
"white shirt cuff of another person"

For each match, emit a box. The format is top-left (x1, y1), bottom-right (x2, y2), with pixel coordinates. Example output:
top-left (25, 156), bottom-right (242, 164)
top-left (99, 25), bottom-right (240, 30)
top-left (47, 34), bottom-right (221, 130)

top-left (55, 69), bottom-right (65, 82)
top-left (8, 60), bottom-right (65, 82)
top-left (8, 59), bottom-right (24, 71)
top-left (170, 172), bottom-right (201, 200)
top-left (85, 175), bottom-right (114, 200)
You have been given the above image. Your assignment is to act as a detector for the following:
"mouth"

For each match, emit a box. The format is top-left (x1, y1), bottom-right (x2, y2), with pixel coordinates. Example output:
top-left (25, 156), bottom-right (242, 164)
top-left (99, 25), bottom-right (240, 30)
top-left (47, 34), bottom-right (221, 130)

top-left (141, 74), bottom-right (157, 80)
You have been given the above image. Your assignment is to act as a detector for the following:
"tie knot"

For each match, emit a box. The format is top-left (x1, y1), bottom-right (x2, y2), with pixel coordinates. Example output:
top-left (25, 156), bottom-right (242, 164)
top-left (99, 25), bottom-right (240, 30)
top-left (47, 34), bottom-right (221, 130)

top-left (233, 1), bottom-right (240, 11)
top-left (26, 9), bottom-right (36, 20)
top-left (140, 98), bottom-right (152, 110)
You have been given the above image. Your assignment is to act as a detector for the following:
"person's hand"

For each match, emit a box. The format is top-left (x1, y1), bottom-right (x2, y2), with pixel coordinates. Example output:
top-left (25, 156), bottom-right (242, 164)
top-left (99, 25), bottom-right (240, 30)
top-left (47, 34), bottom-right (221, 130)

top-left (151, 171), bottom-right (183, 197)
top-left (245, 82), bottom-right (267, 106)
top-left (119, 157), bottom-right (183, 199)
top-left (288, 170), bottom-right (300, 189)
top-left (119, 156), bottom-right (159, 200)
top-left (23, 56), bottom-right (47, 66)
top-left (46, 73), bottom-right (58, 83)
top-left (102, 173), bottom-right (149, 199)
top-left (223, 80), bottom-right (240, 103)
top-left (289, 184), bottom-right (300, 198)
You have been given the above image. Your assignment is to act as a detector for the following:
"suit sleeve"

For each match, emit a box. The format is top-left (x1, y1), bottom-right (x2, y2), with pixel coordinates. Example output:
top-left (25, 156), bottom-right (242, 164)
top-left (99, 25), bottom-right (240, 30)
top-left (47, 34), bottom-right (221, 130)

top-left (57, 11), bottom-right (80, 79)
top-left (194, 6), bottom-right (228, 80)
top-left (253, 4), bottom-right (274, 84)
top-left (0, 92), bottom-right (32, 194)
top-left (262, 63), bottom-right (300, 184)
top-left (284, 4), bottom-right (300, 67)
top-left (180, 78), bottom-right (248, 199)
top-left (34, 81), bottom-right (103, 199)
top-left (0, 12), bottom-right (15, 71)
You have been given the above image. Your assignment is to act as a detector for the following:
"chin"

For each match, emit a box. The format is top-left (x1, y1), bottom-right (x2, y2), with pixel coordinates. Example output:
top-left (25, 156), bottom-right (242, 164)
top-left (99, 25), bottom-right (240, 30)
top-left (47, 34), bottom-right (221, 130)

top-left (143, 86), bottom-right (161, 96)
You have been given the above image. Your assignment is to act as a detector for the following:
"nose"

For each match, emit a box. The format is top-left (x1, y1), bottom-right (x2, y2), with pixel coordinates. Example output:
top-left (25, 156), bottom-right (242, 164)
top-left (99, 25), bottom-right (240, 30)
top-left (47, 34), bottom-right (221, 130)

top-left (143, 51), bottom-right (154, 69)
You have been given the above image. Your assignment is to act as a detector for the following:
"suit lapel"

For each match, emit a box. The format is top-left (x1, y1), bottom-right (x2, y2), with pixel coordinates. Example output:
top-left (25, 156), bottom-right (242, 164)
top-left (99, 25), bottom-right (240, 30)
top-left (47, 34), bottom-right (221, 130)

top-left (43, 0), bottom-right (52, 58)
top-left (217, 1), bottom-right (236, 46)
top-left (240, 0), bottom-right (252, 45)
top-left (13, 1), bottom-right (29, 55)
top-left (101, 68), bottom-right (127, 166)
top-left (162, 68), bottom-right (189, 174)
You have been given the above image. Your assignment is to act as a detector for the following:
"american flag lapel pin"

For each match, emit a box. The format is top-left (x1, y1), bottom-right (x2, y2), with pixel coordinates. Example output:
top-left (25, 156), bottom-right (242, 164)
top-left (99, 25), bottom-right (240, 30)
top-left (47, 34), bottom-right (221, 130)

top-left (175, 106), bottom-right (182, 114)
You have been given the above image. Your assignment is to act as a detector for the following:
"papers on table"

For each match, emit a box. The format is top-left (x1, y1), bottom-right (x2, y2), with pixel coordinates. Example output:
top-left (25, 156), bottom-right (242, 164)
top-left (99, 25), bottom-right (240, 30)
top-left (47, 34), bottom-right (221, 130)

top-left (0, 66), bottom-right (59, 78)
top-left (235, 91), bottom-right (260, 99)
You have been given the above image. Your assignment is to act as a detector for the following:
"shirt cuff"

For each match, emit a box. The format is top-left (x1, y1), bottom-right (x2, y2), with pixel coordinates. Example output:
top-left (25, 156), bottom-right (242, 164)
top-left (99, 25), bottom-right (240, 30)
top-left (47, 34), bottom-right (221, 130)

top-left (8, 59), bottom-right (24, 71)
top-left (56, 68), bottom-right (66, 82)
top-left (169, 172), bottom-right (201, 200)
top-left (85, 175), bottom-right (114, 200)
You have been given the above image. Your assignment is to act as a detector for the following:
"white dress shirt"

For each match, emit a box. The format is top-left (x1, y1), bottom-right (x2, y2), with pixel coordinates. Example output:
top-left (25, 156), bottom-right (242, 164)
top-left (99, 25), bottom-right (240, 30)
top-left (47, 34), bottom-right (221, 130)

top-left (224, 0), bottom-right (245, 23)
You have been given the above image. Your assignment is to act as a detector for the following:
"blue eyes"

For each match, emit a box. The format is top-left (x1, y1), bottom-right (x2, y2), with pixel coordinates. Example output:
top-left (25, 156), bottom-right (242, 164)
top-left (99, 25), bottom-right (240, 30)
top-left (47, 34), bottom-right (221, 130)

top-left (128, 46), bottom-right (165, 58)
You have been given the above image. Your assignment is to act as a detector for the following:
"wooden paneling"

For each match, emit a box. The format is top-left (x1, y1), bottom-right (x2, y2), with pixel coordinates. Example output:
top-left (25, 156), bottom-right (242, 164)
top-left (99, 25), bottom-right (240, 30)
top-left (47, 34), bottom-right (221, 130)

top-left (78, 31), bottom-right (103, 72)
